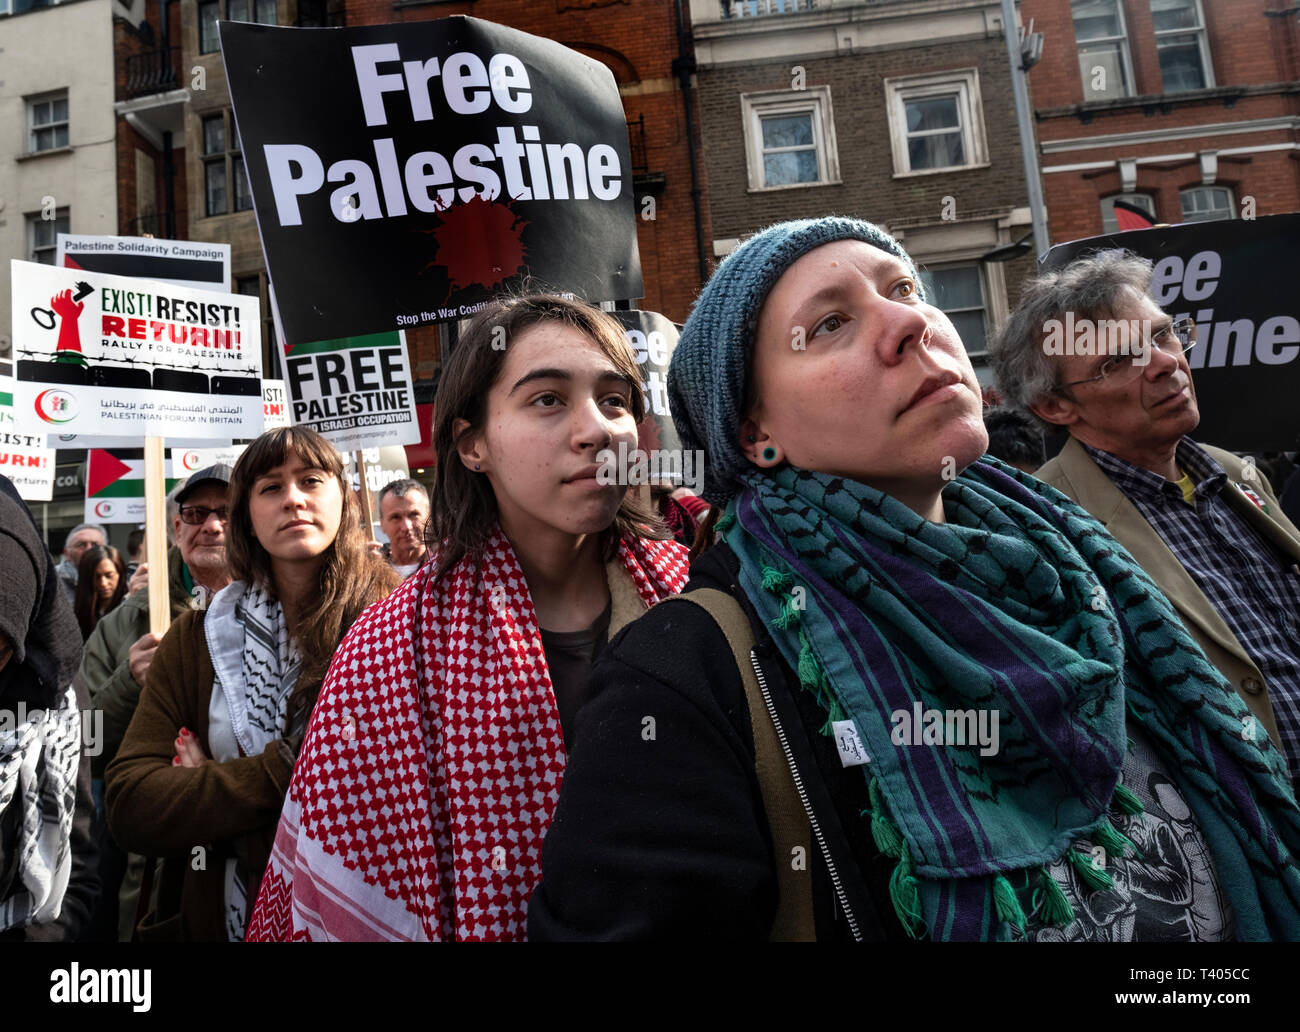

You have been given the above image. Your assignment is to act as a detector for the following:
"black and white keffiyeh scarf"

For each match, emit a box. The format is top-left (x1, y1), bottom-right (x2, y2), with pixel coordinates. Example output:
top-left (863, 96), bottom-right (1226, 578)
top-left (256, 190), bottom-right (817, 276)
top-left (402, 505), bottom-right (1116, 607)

top-left (205, 578), bottom-right (303, 940)
top-left (0, 478), bottom-right (83, 933)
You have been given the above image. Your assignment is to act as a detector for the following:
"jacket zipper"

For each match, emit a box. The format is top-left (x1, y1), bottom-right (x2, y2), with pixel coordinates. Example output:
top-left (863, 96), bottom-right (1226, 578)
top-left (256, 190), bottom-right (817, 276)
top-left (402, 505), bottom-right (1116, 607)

top-left (749, 650), bottom-right (863, 942)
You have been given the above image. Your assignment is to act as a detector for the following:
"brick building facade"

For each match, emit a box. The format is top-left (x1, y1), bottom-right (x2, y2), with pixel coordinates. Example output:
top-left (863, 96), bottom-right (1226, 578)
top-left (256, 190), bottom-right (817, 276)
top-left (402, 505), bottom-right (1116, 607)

top-left (690, 0), bottom-right (1039, 384)
top-left (340, 0), bottom-right (712, 327)
top-left (1023, 0), bottom-right (1300, 243)
top-left (111, 0), bottom-right (709, 418)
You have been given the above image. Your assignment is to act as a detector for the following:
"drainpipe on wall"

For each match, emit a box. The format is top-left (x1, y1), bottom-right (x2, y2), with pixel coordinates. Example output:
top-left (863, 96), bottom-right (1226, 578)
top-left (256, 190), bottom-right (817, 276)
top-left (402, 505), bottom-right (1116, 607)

top-left (674, 0), bottom-right (709, 287)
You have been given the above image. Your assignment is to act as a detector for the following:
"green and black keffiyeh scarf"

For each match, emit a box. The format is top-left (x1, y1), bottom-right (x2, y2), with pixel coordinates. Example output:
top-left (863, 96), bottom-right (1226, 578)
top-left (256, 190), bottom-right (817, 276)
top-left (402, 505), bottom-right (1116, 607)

top-left (721, 456), bottom-right (1300, 941)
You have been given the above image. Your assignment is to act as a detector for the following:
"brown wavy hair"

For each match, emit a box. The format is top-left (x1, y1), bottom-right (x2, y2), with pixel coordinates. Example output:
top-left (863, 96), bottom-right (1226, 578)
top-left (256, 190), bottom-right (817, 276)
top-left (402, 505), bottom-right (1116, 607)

top-left (74, 544), bottom-right (127, 639)
top-left (225, 426), bottom-right (400, 724)
top-left (429, 294), bottom-right (669, 582)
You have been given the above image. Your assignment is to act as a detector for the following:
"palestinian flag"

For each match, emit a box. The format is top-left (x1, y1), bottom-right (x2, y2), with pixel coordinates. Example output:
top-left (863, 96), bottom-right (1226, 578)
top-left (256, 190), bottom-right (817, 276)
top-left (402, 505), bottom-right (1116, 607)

top-left (85, 449), bottom-right (180, 524)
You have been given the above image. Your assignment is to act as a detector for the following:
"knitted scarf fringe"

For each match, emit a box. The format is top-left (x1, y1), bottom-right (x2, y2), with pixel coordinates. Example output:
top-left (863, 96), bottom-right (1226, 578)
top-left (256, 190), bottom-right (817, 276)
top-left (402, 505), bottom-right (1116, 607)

top-left (751, 542), bottom-right (1150, 939)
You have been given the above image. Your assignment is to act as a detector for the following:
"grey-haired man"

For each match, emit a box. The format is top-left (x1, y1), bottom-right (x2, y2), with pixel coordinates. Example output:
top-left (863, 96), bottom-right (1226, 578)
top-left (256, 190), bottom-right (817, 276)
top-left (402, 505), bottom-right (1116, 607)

top-left (991, 250), bottom-right (1300, 788)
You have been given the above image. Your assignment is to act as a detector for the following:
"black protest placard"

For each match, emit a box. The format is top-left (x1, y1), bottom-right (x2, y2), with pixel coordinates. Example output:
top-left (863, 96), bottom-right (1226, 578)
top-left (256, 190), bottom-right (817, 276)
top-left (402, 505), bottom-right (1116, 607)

top-left (221, 17), bottom-right (643, 347)
top-left (611, 309), bottom-right (682, 455)
top-left (1040, 214), bottom-right (1300, 452)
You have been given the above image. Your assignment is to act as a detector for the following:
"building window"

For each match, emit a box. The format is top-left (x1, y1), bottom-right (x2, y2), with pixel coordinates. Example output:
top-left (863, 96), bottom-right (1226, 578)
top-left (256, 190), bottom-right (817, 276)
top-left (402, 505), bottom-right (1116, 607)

top-left (27, 92), bottom-right (70, 153)
top-left (27, 209), bottom-right (71, 264)
top-left (1152, 0), bottom-right (1213, 93)
top-left (884, 71), bottom-right (988, 176)
top-left (1180, 186), bottom-right (1234, 223)
top-left (740, 87), bottom-right (840, 191)
top-left (1100, 192), bottom-right (1156, 233)
top-left (1073, 0), bottom-right (1134, 100)
top-left (202, 111), bottom-right (253, 217)
top-left (919, 265), bottom-right (988, 357)
top-left (199, 0), bottom-right (277, 55)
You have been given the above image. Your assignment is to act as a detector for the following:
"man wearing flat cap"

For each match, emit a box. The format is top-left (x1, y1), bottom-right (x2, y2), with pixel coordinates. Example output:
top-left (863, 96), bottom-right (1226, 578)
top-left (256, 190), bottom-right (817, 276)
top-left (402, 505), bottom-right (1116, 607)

top-left (76, 463), bottom-right (235, 940)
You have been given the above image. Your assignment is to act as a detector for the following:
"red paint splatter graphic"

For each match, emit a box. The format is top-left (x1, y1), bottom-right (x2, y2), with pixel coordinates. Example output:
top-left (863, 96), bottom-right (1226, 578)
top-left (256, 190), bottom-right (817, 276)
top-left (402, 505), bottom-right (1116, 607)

top-left (421, 196), bottom-right (529, 295)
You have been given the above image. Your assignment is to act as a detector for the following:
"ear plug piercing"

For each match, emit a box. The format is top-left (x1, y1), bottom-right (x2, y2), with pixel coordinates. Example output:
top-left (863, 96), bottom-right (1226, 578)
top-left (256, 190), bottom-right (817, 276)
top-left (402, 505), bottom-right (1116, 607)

top-left (762, 447), bottom-right (776, 462)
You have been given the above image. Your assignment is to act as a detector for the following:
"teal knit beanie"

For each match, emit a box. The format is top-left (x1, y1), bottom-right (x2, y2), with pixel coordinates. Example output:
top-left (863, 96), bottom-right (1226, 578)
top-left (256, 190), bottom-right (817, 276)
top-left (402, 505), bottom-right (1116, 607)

top-left (668, 216), bottom-right (923, 505)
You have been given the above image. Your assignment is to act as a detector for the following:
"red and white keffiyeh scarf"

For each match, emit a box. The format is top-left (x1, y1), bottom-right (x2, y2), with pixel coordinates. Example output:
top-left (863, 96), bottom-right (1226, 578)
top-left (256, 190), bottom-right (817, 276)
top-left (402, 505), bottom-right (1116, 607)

top-left (246, 525), bottom-right (688, 941)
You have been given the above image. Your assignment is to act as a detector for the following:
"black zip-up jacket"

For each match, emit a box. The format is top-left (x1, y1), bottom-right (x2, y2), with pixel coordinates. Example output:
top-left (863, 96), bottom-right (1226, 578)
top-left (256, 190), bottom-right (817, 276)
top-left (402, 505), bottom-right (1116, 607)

top-left (529, 543), bottom-right (909, 941)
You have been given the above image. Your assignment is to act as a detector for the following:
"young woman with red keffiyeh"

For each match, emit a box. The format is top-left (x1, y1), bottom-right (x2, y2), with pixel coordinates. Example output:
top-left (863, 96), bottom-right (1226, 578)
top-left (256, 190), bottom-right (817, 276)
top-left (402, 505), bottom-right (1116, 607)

top-left (105, 427), bottom-right (399, 941)
top-left (247, 295), bottom-right (690, 941)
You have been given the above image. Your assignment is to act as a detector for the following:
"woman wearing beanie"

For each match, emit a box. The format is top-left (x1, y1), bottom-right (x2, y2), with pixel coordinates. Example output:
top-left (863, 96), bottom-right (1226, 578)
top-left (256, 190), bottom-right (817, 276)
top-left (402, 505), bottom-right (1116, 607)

top-left (529, 216), bottom-right (1300, 941)
top-left (105, 427), bottom-right (399, 940)
top-left (246, 296), bottom-right (689, 941)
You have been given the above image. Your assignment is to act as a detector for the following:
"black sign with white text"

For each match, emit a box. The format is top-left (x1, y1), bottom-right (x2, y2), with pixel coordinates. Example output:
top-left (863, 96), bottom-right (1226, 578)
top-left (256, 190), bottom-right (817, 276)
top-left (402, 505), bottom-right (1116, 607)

top-left (220, 17), bottom-right (643, 346)
top-left (1041, 214), bottom-right (1300, 452)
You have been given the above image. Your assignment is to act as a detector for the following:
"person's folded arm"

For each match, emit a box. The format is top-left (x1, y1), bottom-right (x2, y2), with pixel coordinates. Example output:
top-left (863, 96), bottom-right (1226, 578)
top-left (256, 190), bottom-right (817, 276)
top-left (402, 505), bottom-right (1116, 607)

top-left (104, 614), bottom-right (294, 856)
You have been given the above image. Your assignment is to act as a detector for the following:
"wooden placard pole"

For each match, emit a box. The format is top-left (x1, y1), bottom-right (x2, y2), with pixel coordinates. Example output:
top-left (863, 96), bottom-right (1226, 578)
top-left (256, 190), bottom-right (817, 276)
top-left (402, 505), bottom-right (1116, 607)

top-left (143, 436), bottom-right (171, 638)
top-left (354, 449), bottom-right (375, 541)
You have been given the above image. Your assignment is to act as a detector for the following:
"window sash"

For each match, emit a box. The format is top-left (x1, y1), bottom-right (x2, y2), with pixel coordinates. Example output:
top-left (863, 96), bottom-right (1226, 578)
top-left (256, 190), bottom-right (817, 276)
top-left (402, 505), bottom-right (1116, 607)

top-left (1073, 0), bottom-right (1133, 99)
top-left (896, 88), bottom-right (971, 172)
top-left (28, 212), bottom-right (70, 264)
top-left (205, 160), bottom-right (228, 217)
top-left (234, 156), bottom-right (253, 211)
top-left (199, 1), bottom-right (220, 54)
top-left (28, 94), bottom-right (69, 152)
top-left (1180, 187), bottom-right (1233, 222)
top-left (202, 115), bottom-right (226, 156)
top-left (919, 266), bottom-right (987, 354)
top-left (743, 92), bottom-right (834, 190)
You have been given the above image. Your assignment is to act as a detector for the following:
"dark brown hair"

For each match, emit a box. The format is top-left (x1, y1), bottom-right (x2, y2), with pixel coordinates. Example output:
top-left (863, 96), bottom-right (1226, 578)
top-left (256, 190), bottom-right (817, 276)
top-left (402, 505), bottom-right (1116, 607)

top-left (225, 426), bottom-right (400, 723)
top-left (428, 294), bottom-right (669, 581)
top-left (74, 544), bottom-right (126, 639)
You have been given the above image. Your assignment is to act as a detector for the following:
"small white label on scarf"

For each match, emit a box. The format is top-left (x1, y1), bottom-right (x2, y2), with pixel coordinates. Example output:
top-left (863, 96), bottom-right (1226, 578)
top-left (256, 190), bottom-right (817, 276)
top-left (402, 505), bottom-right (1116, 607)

top-left (832, 719), bottom-right (869, 767)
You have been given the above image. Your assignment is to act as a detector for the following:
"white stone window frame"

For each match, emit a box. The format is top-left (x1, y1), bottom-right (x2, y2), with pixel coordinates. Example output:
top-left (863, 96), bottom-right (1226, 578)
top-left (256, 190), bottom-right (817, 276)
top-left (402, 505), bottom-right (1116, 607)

top-left (1152, 0), bottom-right (1215, 93)
top-left (740, 86), bottom-right (841, 193)
top-left (27, 90), bottom-right (70, 155)
top-left (884, 70), bottom-right (989, 178)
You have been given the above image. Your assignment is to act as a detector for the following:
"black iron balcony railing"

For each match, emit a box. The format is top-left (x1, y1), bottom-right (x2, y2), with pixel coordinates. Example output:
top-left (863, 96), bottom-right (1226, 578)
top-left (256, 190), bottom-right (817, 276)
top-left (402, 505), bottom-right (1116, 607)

top-left (125, 47), bottom-right (182, 99)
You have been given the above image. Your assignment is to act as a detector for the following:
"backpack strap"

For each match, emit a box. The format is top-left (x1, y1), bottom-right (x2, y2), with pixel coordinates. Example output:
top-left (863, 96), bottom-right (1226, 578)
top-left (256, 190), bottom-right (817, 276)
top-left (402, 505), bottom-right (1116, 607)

top-left (663, 589), bottom-right (816, 941)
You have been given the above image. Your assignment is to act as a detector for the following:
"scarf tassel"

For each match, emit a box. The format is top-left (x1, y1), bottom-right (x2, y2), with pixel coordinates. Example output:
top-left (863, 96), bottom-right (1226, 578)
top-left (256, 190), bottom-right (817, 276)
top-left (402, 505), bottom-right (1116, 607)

top-left (1067, 847), bottom-right (1114, 892)
top-left (1035, 868), bottom-right (1075, 928)
top-left (1091, 815), bottom-right (1142, 861)
top-left (865, 776), bottom-right (927, 938)
top-left (1111, 782), bottom-right (1145, 816)
top-left (993, 874), bottom-right (1027, 936)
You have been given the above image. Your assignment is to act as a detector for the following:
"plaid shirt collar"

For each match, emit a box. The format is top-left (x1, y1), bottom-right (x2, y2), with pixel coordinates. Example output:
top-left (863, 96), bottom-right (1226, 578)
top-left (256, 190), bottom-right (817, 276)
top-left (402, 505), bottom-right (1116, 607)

top-left (1083, 438), bottom-right (1227, 506)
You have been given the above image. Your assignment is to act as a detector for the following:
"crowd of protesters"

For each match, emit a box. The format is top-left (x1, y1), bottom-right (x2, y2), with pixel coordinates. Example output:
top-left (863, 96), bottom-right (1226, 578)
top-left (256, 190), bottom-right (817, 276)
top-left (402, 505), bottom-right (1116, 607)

top-left (3, 215), bottom-right (1300, 942)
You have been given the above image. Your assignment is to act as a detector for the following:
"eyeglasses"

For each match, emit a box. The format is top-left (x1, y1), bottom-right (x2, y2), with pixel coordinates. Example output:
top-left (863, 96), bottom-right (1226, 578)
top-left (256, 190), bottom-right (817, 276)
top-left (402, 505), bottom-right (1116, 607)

top-left (178, 505), bottom-right (229, 525)
top-left (1053, 317), bottom-right (1197, 393)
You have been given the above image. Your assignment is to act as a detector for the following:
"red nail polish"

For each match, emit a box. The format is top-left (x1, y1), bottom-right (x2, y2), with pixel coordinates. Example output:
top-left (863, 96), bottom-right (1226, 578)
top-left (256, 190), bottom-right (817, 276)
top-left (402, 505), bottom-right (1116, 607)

top-left (172, 757), bottom-right (180, 765)
top-left (180, 728), bottom-right (189, 737)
